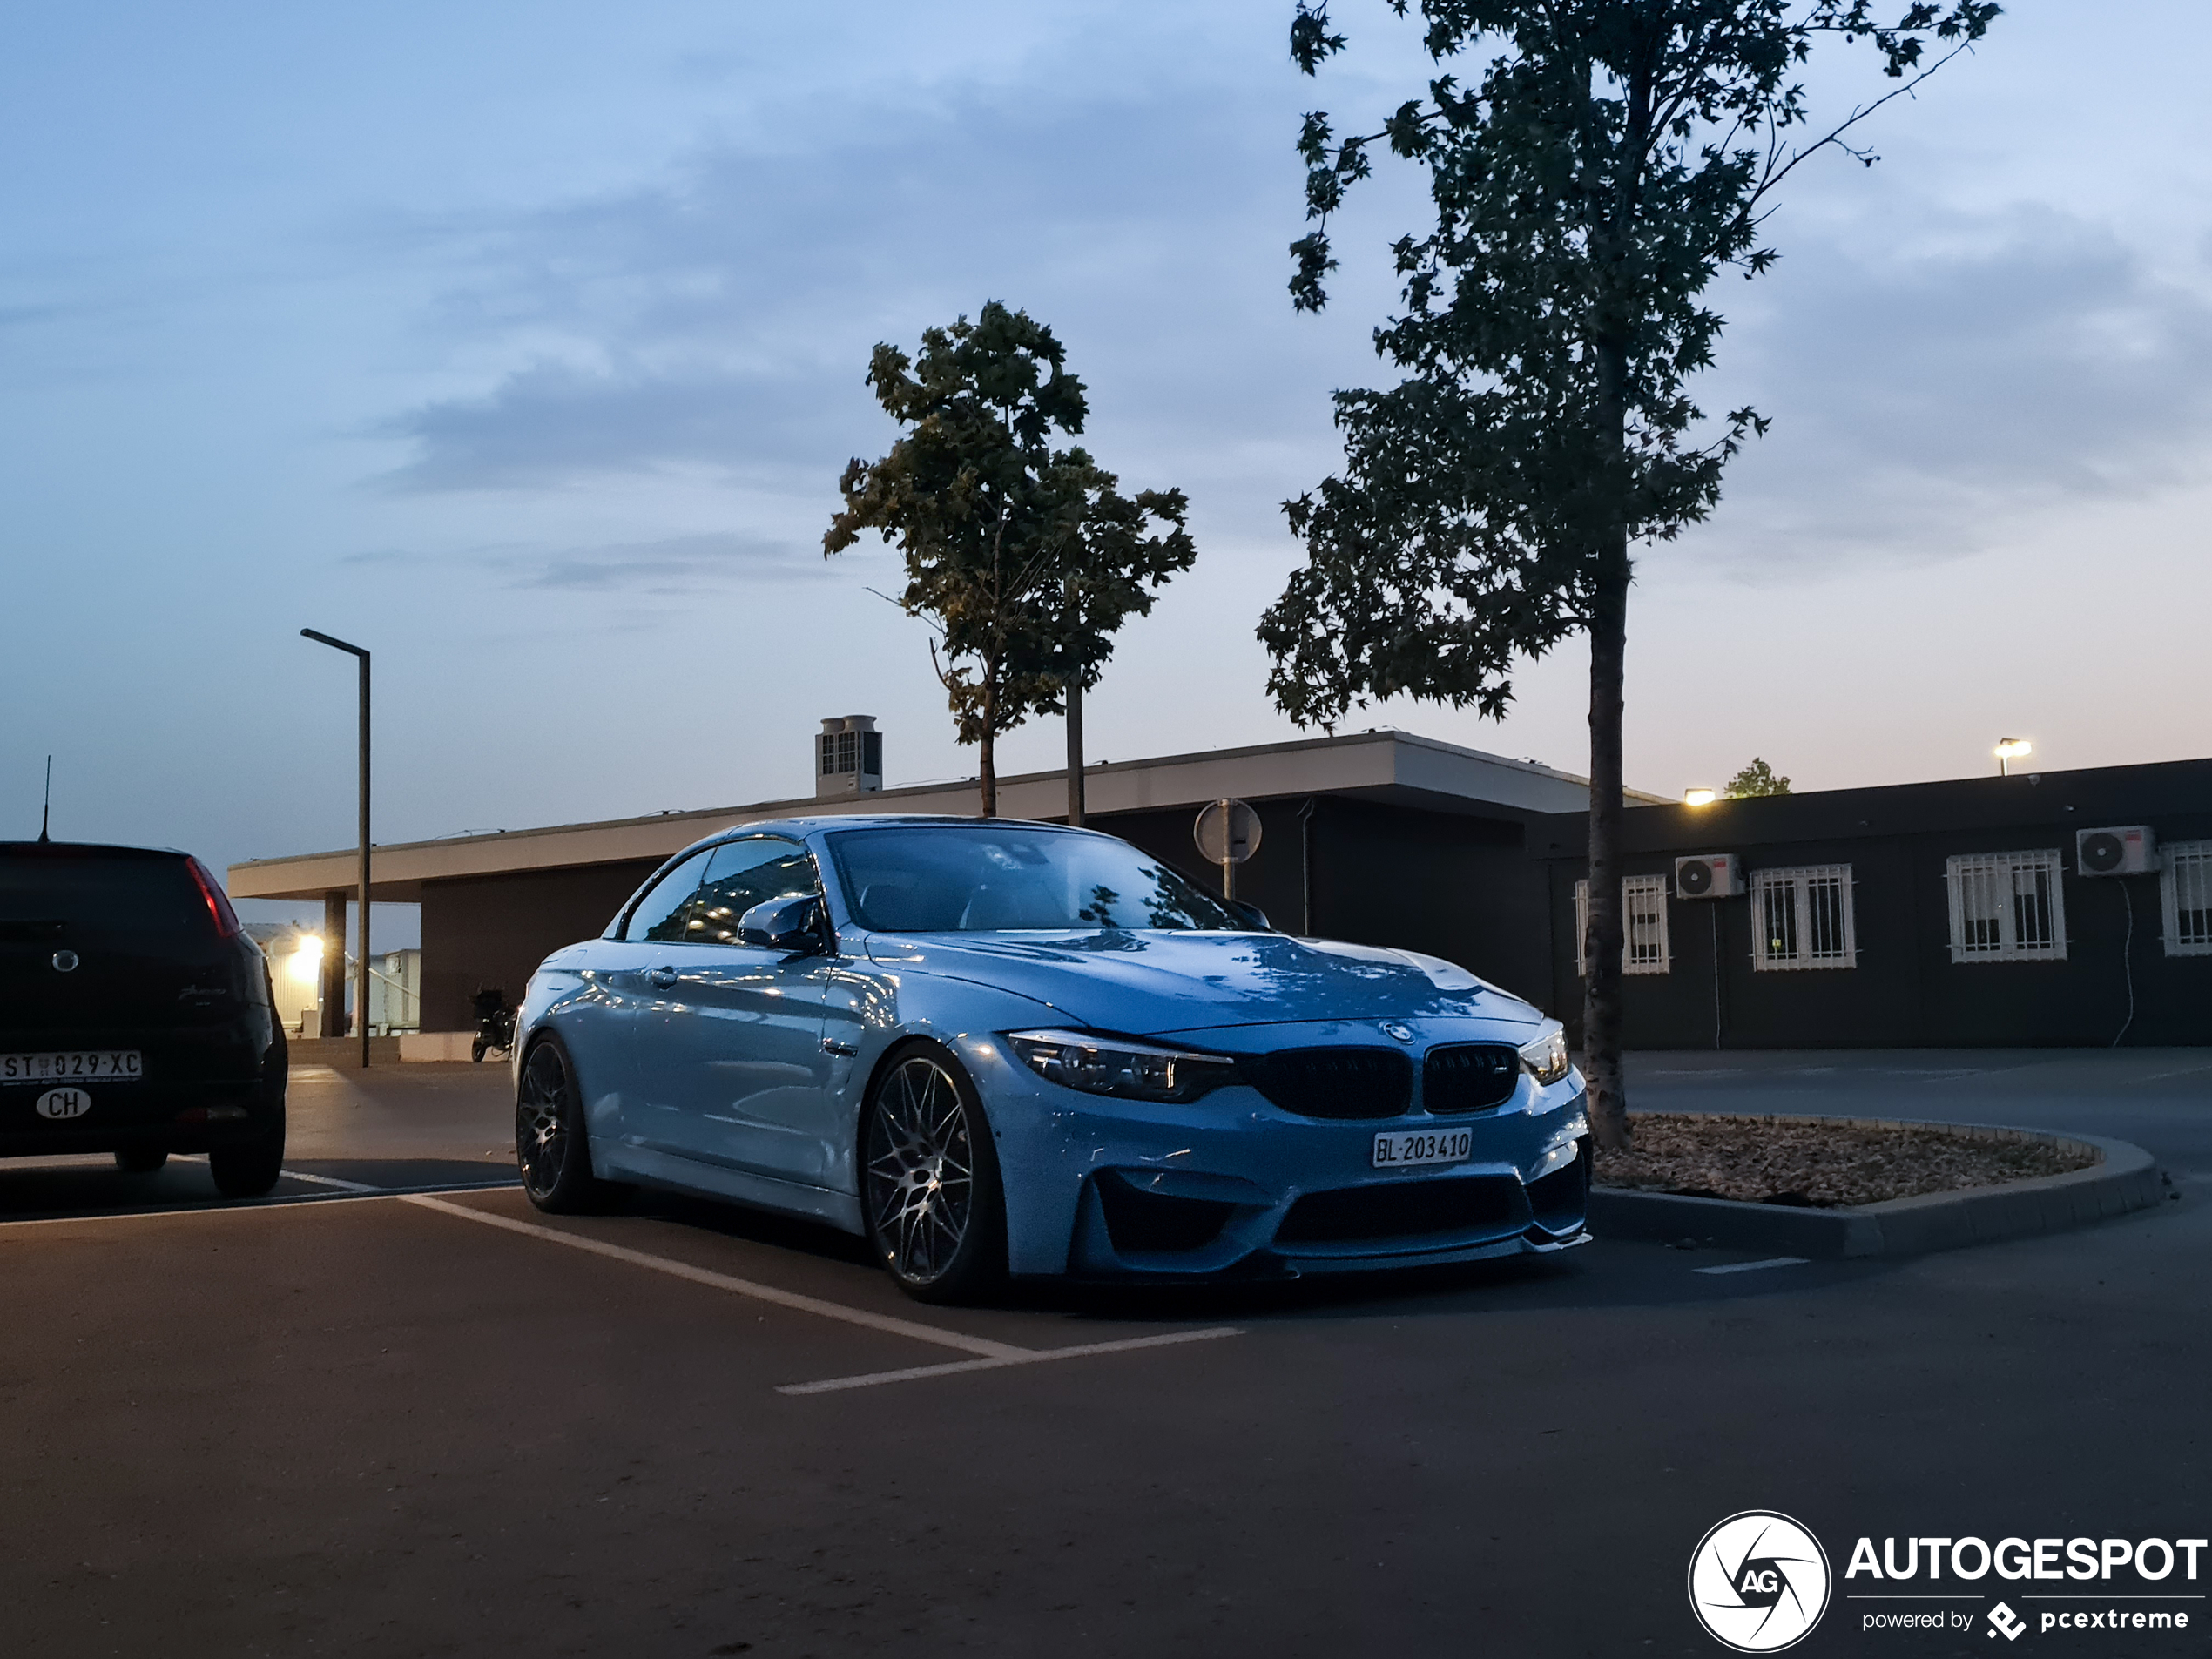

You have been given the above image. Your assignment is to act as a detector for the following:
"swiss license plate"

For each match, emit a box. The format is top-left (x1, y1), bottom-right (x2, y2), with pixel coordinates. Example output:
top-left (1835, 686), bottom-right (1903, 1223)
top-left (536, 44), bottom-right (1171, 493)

top-left (0, 1050), bottom-right (143, 1084)
top-left (1372, 1127), bottom-right (1473, 1169)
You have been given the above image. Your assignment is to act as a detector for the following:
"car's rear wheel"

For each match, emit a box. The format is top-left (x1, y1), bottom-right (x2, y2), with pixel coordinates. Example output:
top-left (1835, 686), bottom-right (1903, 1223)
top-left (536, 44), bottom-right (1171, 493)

top-left (209, 1116), bottom-right (285, 1199)
top-left (862, 1043), bottom-right (1005, 1304)
top-left (113, 1148), bottom-right (168, 1175)
top-left (516, 1035), bottom-right (611, 1213)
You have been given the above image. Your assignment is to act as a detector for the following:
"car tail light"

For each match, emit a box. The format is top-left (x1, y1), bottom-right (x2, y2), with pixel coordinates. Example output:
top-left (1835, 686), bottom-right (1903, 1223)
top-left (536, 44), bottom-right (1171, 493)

top-left (187, 858), bottom-right (242, 939)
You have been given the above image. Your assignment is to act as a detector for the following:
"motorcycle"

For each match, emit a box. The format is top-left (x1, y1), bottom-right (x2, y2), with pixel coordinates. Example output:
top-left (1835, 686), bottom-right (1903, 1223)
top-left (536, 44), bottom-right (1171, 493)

top-left (470, 988), bottom-right (516, 1064)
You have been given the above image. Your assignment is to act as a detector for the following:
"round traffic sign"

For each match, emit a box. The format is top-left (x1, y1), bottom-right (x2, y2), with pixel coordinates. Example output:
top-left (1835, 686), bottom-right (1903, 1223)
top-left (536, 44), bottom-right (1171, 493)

top-left (1193, 799), bottom-right (1263, 865)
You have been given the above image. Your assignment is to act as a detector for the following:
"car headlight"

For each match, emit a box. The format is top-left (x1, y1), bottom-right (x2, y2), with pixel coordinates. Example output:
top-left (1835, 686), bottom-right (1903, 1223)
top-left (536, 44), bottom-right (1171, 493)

top-left (1519, 1024), bottom-right (1571, 1087)
top-left (1005, 1028), bottom-right (1238, 1103)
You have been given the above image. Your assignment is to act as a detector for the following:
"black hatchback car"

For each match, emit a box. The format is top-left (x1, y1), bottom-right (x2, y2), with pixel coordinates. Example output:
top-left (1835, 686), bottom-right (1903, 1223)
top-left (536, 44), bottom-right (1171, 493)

top-left (0, 841), bottom-right (287, 1197)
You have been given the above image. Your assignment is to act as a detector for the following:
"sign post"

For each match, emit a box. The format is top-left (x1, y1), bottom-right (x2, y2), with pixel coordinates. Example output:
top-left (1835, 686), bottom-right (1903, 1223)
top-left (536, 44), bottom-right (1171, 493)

top-left (1192, 798), bottom-right (1262, 903)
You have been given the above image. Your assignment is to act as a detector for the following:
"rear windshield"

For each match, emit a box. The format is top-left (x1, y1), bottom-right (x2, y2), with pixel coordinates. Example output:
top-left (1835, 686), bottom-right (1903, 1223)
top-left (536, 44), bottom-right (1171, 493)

top-left (0, 853), bottom-right (219, 949)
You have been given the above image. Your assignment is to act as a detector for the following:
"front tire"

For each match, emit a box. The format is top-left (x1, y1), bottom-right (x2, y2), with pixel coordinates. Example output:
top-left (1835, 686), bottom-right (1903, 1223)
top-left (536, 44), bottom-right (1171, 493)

top-left (516, 1035), bottom-right (612, 1213)
top-left (862, 1043), bottom-right (1006, 1305)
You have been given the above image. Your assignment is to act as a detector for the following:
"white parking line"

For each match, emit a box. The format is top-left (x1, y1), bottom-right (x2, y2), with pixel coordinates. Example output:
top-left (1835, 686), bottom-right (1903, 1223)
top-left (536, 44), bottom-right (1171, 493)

top-left (0, 1181), bottom-right (514, 1230)
top-left (278, 1168), bottom-right (382, 1193)
top-left (400, 1194), bottom-right (1029, 1358)
top-left (398, 1193), bottom-right (1246, 1391)
top-left (1693, 1256), bottom-right (1810, 1276)
top-left (779, 1329), bottom-right (1245, 1395)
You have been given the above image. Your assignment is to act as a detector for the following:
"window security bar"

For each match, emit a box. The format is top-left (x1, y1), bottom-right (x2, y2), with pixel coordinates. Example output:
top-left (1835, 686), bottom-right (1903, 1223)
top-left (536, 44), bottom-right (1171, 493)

top-left (1945, 850), bottom-right (2067, 963)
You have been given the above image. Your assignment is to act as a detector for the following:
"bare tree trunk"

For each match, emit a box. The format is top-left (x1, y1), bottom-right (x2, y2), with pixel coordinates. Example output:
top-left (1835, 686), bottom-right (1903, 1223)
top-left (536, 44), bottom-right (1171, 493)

top-left (1583, 557), bottom-right (1630, 1151)
top-left (979, 674), bottom-right (999, 819)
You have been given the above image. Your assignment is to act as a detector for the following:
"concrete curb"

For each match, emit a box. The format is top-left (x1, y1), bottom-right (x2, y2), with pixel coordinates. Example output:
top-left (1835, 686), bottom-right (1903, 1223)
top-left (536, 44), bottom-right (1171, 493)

top-left (1587, 1114), bottom-right (2165, 1260)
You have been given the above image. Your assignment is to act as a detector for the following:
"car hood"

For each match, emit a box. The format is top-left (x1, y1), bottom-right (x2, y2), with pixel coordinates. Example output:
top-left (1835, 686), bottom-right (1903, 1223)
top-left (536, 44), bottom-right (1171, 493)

top-left (862, 928), bottom-right (1543, 1035)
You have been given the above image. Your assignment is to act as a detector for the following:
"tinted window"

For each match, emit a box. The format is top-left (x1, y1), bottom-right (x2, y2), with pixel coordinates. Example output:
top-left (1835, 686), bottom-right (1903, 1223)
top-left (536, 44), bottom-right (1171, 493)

top-left (621, 848), bottom-right (714, 942)
top-left (826, 826), bottom-right (1238, 933)
top-left (678, 839), bottom-right (819, 944)
top-left (0, 851), bottom-right (214, 948)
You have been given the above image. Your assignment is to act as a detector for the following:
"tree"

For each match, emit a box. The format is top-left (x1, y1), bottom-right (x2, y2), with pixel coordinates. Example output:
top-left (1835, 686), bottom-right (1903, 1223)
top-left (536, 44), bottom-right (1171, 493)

top-left (1725, 757), bottom-right (1791, 796)
top-left (826, 304), bottom-right (1196, 816)
top-left (1258, 0), bottom-right (1995, 1149)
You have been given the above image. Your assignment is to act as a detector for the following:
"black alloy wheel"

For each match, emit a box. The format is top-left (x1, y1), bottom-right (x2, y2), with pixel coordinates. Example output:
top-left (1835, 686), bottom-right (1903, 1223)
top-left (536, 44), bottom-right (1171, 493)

top-left (862, 1044), bottom-right (1005, 1305)
top-left (516, 1036), bottom-right (610, 1213)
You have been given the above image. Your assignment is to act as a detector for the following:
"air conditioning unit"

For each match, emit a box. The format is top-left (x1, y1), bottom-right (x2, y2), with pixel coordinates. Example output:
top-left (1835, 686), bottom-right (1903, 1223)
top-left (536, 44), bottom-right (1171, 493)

top-left (2076, 826), bottom-right (2157, 877)
top-left (1674, 853), bottom-right (1744, 899)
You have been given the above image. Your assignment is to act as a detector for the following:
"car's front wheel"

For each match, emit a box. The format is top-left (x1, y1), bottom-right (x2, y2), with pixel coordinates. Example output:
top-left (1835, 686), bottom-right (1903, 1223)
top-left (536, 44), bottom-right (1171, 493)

top-left (862, 1043), bottom-right (1005, 1305)
top-left (516, 1035), bottom-right (612, 1213)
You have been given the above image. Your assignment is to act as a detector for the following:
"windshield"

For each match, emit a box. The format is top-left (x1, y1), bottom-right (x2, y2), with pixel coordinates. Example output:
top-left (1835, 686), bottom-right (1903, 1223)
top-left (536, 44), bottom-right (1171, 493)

top-left (826, 826), bottom-right (1243, 934)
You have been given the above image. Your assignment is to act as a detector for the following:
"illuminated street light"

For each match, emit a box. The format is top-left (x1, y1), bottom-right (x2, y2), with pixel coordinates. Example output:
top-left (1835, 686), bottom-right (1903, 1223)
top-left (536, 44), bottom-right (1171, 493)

top-left (1994, 738), bottom-right (2033, 778)
top-left (1683, 787), bottom-right (1716, 807)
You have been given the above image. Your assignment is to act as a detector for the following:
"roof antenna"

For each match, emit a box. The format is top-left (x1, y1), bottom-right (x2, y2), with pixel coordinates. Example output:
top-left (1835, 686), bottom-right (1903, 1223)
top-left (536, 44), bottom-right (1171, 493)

top-left (37, 756), bottom-right (51, 843)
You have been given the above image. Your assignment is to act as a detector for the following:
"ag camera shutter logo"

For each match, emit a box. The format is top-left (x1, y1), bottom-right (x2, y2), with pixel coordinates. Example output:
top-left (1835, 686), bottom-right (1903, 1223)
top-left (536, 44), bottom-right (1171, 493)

top-left (1688, 1511), bottom-right (1831, 1652)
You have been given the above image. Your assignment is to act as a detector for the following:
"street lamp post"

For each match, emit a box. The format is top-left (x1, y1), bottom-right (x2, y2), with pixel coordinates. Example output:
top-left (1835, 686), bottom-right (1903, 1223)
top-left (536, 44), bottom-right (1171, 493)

top-left (1994, 738), bottom-right (2033, 778)
top-left (302, 629), bottom-right (372, 1069)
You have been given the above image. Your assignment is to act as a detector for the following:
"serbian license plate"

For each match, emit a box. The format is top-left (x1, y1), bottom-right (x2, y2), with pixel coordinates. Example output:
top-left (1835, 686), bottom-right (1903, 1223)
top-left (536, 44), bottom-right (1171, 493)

top-left (1372, 1127), bottom-right (1473, 1169)
top-left (0, 1050), bottom-right (143, 1084)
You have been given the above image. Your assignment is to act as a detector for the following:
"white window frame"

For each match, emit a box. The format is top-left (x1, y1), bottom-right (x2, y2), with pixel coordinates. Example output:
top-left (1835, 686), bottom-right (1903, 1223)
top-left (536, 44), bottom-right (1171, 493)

top-left (2161, 840), bottom-right (2212, 957)
top-left (1575, 875), bottom-right (1671, 976)
top-left (1751, 864), bottom-right (1858, 971)
top-left (1945, 850), bottom-right (2067, 963)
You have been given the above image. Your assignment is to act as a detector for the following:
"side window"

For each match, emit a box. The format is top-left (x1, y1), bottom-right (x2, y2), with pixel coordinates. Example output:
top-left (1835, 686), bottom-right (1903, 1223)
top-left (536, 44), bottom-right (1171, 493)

top-left (1752, 865), bottom-right (1858, 971)
top-left (682, 838), bottom-right (821, 945)
top-left (621, 848), bottom-right (715, 943)
top-left (1574, 875), bottom-right (1671, 976)
top-left (1945, 851), bottom-right (2066, 963)
top-left (2161, 840), bottom-right (2212, 957)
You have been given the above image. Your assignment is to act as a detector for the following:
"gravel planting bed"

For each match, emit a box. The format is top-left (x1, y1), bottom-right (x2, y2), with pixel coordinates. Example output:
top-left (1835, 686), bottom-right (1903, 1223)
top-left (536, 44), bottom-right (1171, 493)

top-left (1592, 1112), bottom-right (2101, 1209)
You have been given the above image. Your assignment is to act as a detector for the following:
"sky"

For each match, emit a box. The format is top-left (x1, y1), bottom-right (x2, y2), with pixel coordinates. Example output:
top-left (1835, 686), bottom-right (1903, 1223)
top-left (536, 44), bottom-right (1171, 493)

top-left (4, 0), bottom-right (2210, 935)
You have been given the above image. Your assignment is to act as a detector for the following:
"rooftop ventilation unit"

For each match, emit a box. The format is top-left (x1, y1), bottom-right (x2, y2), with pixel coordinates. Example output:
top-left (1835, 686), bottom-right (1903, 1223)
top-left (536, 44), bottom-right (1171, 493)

top-left (2076, 826), bottom-right (2156, 877)
top-left (816, 715), bottom-right (883, 799)
top-left (1673, 853), bottom-right (1743, 899)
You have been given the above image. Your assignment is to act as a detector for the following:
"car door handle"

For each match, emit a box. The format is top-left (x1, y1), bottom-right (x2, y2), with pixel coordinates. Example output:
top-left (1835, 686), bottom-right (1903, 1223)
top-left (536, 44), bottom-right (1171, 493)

top-left (820, 1039), bottom-right (857, 1057)
top-left (649, 967), bottom-right (678, 989)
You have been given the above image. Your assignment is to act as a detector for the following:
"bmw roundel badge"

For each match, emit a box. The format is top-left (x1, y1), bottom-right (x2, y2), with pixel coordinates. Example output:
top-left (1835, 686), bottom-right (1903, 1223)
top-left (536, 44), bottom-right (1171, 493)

top-left (1380, 1021), bottom-right (1414, 1042)
top-left (51, 949), bottom-right (79, 973)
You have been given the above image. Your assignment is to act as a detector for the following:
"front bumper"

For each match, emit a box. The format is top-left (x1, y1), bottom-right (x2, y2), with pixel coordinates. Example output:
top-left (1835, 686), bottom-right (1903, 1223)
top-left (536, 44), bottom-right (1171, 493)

top-left (958, 1029), bottom-right (1591, 1279)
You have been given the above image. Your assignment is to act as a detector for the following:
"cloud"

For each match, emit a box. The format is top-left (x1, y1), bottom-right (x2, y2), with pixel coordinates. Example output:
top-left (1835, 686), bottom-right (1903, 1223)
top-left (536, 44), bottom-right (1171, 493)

top-left (343, 529), bottom-right (834, 593)
top-left (1684, 204), bottom-right (2212, 572)
top-left (364, 43), bottom-right (1389, 523)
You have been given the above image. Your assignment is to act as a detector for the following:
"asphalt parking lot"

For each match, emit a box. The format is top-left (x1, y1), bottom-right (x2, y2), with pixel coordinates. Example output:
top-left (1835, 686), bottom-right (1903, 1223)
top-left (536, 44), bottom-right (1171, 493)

top-left (3, 1052), bottom-right (2205, 1658)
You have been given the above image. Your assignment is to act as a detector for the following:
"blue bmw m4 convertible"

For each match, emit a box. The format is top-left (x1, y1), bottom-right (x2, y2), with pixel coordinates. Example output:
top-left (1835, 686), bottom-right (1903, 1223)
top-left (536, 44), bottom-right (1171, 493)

top-left (514, 815), bottom-right (1589, 1301)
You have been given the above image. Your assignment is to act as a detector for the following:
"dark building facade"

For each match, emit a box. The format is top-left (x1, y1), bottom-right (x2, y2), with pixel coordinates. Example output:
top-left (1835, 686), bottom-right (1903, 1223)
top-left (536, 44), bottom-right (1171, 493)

top-left (1528, 759), bottom-right (2212, 1049)
top-left (234, 735), bottom-right (2211, 1050)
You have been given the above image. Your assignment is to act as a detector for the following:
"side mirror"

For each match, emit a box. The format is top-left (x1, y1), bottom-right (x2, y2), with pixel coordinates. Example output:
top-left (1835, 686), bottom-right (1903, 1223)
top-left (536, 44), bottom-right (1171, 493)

top-left (738, 894), bottom-right (827, 953)
top-left (1225, 899), bottom-right (1271, 931)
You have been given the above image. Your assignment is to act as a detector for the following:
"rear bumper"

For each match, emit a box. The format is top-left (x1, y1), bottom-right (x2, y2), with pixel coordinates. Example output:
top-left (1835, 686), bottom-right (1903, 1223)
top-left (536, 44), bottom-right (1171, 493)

top-left (0, 1077), bottom-right (280, 1158)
